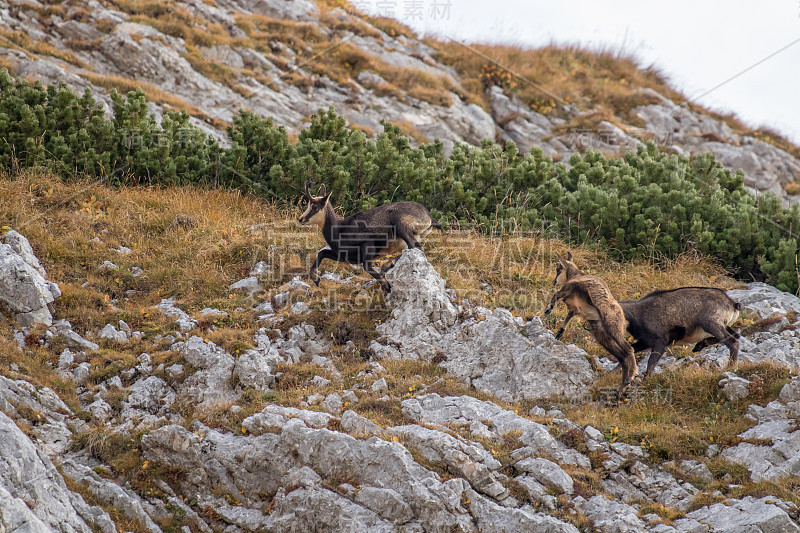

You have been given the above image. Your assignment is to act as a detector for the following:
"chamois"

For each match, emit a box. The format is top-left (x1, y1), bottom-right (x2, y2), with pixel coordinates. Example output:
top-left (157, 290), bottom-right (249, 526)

top-left (298, 183), bottom-right (441, 292)
top-left (619, 287), bottom-right (741, 377)
top-left (544, 252), bottom-right (638, 398)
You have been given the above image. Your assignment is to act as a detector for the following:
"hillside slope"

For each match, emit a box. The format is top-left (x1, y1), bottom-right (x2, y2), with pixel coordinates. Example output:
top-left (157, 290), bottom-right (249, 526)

top-left (1, 170), bottom-right (799, 532)
top-left (1, 0), bottom-right (799, 202)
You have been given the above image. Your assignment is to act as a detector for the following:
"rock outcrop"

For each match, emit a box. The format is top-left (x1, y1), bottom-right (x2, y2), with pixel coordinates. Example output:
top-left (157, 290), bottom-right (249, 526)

top-left (1, 228), bottom-right (800, 533)
top-left (0, 412), bottom-right (114, 533)
top-left (0, 230), bottom-right (61, 327)
top-left (372, 249), bottom-right (596, 400)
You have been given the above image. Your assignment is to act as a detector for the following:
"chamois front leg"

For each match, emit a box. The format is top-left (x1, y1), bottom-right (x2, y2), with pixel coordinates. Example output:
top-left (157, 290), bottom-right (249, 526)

top-left (543, 290), bottom-right (562, 315)
top-left (643, 341), bottom-right (667, 379)
top-left (554, 310), bottom-right (575, 340)
top-left (310, 247), bottom-right (337, 286)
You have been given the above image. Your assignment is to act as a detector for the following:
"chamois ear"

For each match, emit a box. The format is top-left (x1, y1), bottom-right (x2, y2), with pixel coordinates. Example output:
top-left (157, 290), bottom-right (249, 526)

top-left (566, 251), bottom-right (573, 261)
top-left (555, 252), bottom-right (565, 265)
top-left (318, 184), bottom-right (327, 197)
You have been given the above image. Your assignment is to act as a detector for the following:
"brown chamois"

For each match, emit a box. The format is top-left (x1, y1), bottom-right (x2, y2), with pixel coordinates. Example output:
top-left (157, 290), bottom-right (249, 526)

top-left (544, 252), bottom-right (638, 398)
top-left (298, 183), bottom-right (441, 292)
top-left (619, 287), bottom-right (741, 377)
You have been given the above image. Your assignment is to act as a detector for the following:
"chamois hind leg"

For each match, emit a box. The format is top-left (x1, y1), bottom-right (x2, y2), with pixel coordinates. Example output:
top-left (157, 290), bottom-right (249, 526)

top-left (643, 341), bottom-right (667, 379)
top-left (362, 251), bottom-right (390, 293)
top-left (379, 255), bottom-right (399, 275)
top-left (397, 227), bottom-right (422, 250)
top-left (702, 321), bottom-right (740, 364)
top-left (692, 339), bottom-right (712, 353)
top-left (591, 321), bottom-right (637, 398)
top-left (554, 311), bottom-right (575, 340)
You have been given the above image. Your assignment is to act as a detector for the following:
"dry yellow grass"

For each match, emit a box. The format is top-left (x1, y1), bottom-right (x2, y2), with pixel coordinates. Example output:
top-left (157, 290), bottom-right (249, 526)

top-left (0, 28), bottom-right (85, 68)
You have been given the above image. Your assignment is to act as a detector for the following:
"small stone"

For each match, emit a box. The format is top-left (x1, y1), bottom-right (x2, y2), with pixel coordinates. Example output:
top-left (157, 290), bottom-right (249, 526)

top-left (230, 276), bottom-right (262, 295)
top-left (310, 376), bottom-right (331, 388)
top-left (272, 291), bottom-right (291, 309)
top-left (72, 362), bottom-right (91, 385)
top-left (254, 301), bottom-right (274, 314)
top-left (250, 261), bottom-right (270, 276)
top-left (166, 364), bottom-right (184, 377)
top-left (98, 323), bottom-right (127, 343)
top-left (585, 426), bottom-right (605, 441)
top-left (307, 393), bottom-right (324, 405)
top-left (322, 393), bottom-right (342, 414)
top-left (371, 377), bottom-right (388, 393)
top-left (101, 260), bottom-right (118, 270)
top-left (58, 348), bottom-right (74, 370)
top-left (342, 390), bottom-right (359, 404)
top-left (529, 406), bottom-right (546, 417)
top-left (199, 308), bottom-right (228, 318)
top-left (291, 301), bottom-right (310, 315)
top-left (719, 372), bottom-right (751, 402)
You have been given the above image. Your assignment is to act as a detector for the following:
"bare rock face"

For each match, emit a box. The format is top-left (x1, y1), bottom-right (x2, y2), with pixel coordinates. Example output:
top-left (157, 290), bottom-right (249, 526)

top-left (728, 282), bottom-right (800, 319)
top-left (720, 377), bottom-right (800, 482)
top-left (401, 393), bottom-right (590, 468)
top-left (141, 418), bottom-right (580, 532)
top-left (373, 249), bottom-right (595, 400)
top-left (683, 496), bottom-right (800, 533)
top-left (0, 376), bottom-right (75, 458)
top-left (173, 336), bottom-right (237, 407)
top-left (0, 231), bottom-right (61, 327)
top-left (0, 412), bottom-right (114, 533)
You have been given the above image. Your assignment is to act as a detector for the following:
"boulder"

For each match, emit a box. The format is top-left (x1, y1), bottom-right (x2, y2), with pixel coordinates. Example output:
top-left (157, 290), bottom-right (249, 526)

top-left (373, 250), bottom-right (595, 401)
top-left (0, 232), bottom-right (61, 327)
top-left (402, 394), bottom-right (589, 468)
top-left (234, 334), bottom-right (282, 392)
top-left (173, 336), bottom-right (237, 407)
top-left (575, 495), bottom-right (647, 533)
top-left (513, 457), bottom-right (573, 495)
top-left (0, 412), bottom-right (113, 533)
top-left (719, 372), bottom-right (751, 402)
top-left (728, 282), bottom-right (800, 319)
top-left (390, 424), bottom-right (508, 498)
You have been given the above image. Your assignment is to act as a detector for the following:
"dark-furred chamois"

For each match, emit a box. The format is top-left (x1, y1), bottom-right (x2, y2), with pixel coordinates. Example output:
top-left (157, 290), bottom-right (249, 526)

top-left (298, 183), bottom-right (441, 292)
top-left (619, 287), bottom-right (741, 377)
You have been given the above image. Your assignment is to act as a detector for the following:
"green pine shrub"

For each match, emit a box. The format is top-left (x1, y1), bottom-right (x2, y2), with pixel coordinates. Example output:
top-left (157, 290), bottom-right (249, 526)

top-left (1, 69), bottom-right (798, 292)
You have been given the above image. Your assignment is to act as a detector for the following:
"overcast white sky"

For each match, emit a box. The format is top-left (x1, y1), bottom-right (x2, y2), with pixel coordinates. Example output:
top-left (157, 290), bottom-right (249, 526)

top-left (357, 0), bottom-right (800, 143)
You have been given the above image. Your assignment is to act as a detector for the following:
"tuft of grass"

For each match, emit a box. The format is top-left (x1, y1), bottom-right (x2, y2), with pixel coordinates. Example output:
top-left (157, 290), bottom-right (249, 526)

top-left (0, 28), bottom-right (86, 67)
top-left (560, 362), bottom-right (794, 463)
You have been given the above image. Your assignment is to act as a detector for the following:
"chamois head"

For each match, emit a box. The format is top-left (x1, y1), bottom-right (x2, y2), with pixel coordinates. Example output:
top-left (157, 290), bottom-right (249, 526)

top-left (553, 252), bottom-right (583, 285)
top-left (298, 182), bottom-right (331, 228)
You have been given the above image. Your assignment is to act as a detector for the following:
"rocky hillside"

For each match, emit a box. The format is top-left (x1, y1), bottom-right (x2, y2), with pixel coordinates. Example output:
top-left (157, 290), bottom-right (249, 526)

top-left (1, 171), bottom-right (799, 532)
top-left (1, 0), bottom-right (799, 202)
